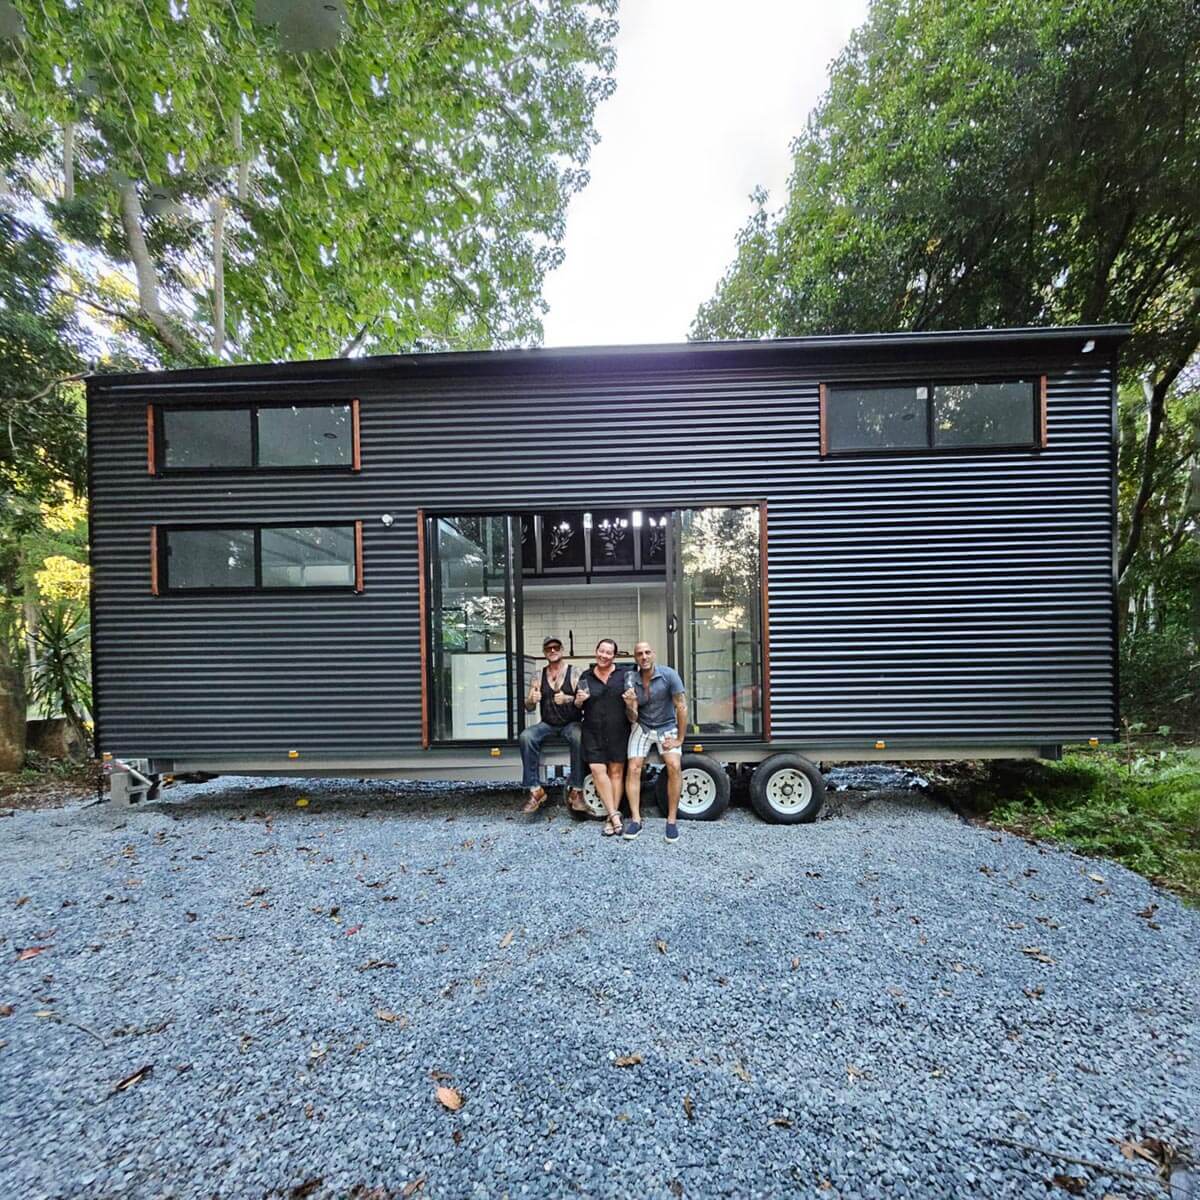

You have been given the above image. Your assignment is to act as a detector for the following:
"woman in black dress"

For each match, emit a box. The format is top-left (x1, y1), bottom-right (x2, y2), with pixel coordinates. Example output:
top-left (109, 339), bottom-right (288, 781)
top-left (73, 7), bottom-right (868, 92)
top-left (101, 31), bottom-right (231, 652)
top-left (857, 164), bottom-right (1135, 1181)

top-left (574, 637), bottom-right (631, 836)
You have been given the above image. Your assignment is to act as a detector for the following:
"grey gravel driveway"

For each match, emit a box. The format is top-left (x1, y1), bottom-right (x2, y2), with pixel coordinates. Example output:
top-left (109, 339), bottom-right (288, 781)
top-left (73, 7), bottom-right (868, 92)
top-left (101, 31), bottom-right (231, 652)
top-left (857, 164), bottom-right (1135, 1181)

top-left (1, 779), bottom-right (1196, 1200)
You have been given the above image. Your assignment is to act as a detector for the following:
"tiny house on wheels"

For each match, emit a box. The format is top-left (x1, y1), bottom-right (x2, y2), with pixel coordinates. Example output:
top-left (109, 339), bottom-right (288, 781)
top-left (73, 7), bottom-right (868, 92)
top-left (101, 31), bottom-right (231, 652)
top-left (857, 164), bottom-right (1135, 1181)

top-left (87, 325), bottom-right (1126, 820)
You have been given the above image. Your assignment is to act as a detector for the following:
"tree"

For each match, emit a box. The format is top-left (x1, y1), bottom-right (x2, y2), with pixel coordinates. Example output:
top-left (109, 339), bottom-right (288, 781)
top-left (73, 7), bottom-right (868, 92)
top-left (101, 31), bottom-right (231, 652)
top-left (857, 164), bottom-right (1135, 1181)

top-left (0, 0), bottom-right (618, 365)
top-left (694, 0), bottom-right (1199, 612)
top-left (0, 211), bottom-right (89, 769)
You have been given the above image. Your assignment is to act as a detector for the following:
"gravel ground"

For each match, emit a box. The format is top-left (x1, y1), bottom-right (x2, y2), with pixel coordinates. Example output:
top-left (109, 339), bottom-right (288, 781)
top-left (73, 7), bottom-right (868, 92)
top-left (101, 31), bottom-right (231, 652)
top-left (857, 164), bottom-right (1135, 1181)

top-left (0, 777), bottom-right (1196, 1200)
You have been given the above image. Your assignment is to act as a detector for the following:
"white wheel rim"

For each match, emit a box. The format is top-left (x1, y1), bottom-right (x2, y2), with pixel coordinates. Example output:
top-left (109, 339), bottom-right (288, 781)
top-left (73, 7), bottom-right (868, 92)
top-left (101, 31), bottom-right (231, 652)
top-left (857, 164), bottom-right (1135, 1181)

top-left (764, 768), bottom-right (813, 813)
top-left (678, 768), bottom-right (718, 815)
top-left (581, 776), bottom-right (607, 818)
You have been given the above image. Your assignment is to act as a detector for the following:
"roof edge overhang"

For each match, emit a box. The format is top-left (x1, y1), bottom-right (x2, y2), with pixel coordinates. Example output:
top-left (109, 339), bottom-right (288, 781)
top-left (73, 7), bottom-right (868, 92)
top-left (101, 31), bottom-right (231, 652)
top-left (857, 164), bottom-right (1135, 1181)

top-left (87, 323), bottom-right (1132, 397)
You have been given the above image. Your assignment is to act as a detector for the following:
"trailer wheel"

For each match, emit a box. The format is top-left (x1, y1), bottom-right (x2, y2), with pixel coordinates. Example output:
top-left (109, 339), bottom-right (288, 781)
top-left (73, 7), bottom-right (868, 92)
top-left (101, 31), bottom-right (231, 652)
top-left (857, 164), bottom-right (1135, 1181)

top-left (749, 754), bottom-right (825, 824)
top-left (579, 775), bottom-right (609, 819)
top-left (653, 753), bottom-right (730, 821)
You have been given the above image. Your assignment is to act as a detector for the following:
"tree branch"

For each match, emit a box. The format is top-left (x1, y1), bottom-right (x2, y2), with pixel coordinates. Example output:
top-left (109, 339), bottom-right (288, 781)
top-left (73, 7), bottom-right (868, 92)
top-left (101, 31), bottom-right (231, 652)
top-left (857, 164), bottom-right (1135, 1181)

top-left (1118, 299), bottom-right (1200, 580)
top-left (338, 321), bottom-right (371, 357)
top-left (117, 179), bottom-right (188, 357)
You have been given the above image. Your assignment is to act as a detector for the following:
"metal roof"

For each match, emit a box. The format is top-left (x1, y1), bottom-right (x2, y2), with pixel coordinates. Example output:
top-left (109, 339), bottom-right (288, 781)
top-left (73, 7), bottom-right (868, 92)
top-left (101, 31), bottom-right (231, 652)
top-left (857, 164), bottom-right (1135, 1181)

top-left (88, 324), bottom-right (1132, 395)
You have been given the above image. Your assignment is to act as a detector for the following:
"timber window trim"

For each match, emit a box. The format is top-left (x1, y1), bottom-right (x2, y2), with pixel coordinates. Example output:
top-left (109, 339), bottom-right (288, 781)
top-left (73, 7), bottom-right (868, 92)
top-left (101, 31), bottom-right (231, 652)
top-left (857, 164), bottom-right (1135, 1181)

top-left (819, 375), bottom-right (1048, 456)
top-left (153, 521), bottom-right (364, 594)
top-left (150, 399), bottom-right (362, 474)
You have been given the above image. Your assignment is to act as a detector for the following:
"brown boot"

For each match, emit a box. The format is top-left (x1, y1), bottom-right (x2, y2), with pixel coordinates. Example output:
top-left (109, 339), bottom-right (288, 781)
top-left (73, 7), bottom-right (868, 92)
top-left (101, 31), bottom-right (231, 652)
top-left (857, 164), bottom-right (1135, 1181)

top-left (521, 786), bottom-right (548, 814)
top-left (566, 788), bottom-right (588, 814)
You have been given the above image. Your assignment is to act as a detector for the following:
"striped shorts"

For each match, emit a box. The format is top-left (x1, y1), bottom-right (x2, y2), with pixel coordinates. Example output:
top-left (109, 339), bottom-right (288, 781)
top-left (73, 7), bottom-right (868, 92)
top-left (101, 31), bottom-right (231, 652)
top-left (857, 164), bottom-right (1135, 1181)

top-left (628, 723), bottom-right (681, 759)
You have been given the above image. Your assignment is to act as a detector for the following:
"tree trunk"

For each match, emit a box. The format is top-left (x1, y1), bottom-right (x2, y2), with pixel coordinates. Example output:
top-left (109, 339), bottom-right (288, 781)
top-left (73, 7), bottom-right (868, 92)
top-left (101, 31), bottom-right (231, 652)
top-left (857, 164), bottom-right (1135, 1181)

top-left (117, 179), bottom-right (187, 357)
top-left (0, 633), bottom-right (26, 773)
top-left (211, 196), bottom-right (225, 357)
top-left (63, 121), bottom-right (75, 201)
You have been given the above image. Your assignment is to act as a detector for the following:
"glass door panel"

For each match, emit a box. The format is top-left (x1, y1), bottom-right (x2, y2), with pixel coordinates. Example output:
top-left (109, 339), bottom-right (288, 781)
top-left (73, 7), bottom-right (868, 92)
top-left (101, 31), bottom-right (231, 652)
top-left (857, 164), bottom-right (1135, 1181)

top-left (673, 507), bottom-right (763, 737)
top-left (429, 515), bottom-right (513, 741)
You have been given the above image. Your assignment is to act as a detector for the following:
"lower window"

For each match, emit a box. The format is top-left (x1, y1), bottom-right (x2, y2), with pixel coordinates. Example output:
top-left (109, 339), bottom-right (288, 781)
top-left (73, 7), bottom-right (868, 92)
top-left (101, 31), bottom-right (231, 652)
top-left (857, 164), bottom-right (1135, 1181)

top-left (157, 523), bottom-right (362, 592)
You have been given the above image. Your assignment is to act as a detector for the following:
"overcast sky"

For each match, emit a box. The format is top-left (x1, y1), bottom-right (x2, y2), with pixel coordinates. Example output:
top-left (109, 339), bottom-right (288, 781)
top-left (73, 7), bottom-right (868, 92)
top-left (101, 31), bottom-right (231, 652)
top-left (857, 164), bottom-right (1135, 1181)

top-left (540, 0), bottom-right (870, 349)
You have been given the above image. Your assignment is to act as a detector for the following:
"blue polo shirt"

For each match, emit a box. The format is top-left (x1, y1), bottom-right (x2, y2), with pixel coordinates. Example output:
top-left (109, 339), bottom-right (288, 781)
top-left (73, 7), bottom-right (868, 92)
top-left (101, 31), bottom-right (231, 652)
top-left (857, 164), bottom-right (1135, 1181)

top-left (627, 664), bottom-right (686, 732)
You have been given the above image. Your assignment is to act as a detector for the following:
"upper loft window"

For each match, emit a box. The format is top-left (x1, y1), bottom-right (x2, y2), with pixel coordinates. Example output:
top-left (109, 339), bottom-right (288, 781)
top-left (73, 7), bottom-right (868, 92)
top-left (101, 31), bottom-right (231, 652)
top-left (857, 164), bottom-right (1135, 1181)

top-left (153, 401), bottom-right (360, 472)
top-left (820, 378), bottom-right (1044, 455)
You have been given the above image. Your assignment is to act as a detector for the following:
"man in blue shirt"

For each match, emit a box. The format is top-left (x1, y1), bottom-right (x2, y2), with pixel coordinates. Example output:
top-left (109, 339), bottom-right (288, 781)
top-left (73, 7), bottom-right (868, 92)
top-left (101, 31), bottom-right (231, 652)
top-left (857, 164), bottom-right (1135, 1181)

top-left (620, 641), bottom-right (688, 843)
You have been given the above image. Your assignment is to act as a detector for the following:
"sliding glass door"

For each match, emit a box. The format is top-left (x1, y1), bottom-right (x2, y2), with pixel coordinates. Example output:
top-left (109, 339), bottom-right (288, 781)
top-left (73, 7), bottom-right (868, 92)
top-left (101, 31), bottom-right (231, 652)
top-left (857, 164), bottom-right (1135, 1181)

top-left (669, 506), bottom-right (764, 737)
top-left (426, 515), bottom-right (521, 742)
top-left (422, 505), bottom-right (765, 744)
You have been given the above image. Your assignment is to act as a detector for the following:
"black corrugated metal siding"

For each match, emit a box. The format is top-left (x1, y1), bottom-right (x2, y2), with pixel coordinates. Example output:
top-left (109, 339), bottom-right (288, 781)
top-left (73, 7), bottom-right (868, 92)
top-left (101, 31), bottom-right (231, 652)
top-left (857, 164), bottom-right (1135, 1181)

top-left (87, 332), bottom-right (1120, 758)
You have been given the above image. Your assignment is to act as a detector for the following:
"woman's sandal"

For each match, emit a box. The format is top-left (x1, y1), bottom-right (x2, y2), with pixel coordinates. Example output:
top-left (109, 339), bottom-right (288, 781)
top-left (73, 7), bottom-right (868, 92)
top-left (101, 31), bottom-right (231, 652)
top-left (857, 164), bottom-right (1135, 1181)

top-left (602, 811), bottom-right (623, 836)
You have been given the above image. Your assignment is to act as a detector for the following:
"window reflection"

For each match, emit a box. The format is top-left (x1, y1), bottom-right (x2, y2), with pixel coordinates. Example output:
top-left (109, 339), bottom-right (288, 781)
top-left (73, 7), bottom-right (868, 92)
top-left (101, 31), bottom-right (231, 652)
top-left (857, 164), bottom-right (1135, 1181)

top-left (679, 507), bottom-right (761, 736)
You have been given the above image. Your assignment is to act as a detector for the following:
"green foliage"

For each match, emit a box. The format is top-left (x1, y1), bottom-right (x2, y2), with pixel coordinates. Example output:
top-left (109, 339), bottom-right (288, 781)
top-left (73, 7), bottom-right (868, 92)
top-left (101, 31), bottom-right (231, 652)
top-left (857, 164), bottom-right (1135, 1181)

top-left (0, 212), bottom-right (88, 588)
top-left (970, 749), bottom-right (1200, 903)
top-left (28, 601), bottom-right (92, 735)
top-left (1, 0), bottom-right (619, 363)
top-left (695, 0), bottom-right (1199, 368)
top-left (1121, 629), bottom-right (1200, 732)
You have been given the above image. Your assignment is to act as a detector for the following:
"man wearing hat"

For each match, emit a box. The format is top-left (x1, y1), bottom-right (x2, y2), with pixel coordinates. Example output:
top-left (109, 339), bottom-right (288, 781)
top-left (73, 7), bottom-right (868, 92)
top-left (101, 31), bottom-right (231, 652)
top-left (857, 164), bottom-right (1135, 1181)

top-left (519, 636), bottom-right (587, 814)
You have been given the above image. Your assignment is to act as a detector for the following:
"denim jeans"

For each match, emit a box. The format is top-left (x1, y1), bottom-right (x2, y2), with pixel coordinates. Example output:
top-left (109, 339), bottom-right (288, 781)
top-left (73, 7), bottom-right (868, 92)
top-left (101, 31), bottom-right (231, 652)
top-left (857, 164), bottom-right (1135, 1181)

top-left (519, 720), bottom-right (584, 789)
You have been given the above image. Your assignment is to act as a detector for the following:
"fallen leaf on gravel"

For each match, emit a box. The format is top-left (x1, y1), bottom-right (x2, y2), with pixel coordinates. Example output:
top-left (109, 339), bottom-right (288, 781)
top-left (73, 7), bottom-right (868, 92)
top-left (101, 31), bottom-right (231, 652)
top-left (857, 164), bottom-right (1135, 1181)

top-left (1051, 1174), bottom-right (1086, 1195)
top-left (846, 1064), bottom-right (865, 1081)
top-left (344, 924), bottom-right (363, 936)
top-left (108, 1064), bottom-right (152, 1096)
top-left (1022, 947), bottom-right (1056, 964)
top-left (790, 957), bottom-right (800, 970)
top-left (886, 986), bottom-right (905, 998)
top-left (1114, 1136), bottom-right (1176, 1172)
top-left (1024, 985), bottom-right (1045, 999)
top-left (15, 946), bottom-right (49, 961)
top-left (655, 939), bottom-right (668, 954)
top-left (683, 1095), bottom-right (695, 1121)
top-left (33, 1010), bottom-right (55, 1018)
top-left (358, 960), bottom-right (396, 972)
top-left (613, 1053), bottom-right (643, 1068)
top-left (768, 1116), bottom-right (792, 1128)
top-left (402, 1179), bottom-right (426, 1198)
top-left (290, 1179), bottom-right (322, 1199)
top-left (14, 896), bottom-right (29, 907)
top-left (732, 1062), bottom-right (752, 1082)
top-left (1005, 922), bottom-right (1026, 930)
top-left (1136, 903), bottom-right (1158, 920)
top-left (0, 1005), bottom-right (12, 1017)
top-left (309, 1043), bottom-right (327, 1062)
top-left (435, 1085), bottom-right (464, 1111)
top-left (1087, 873), bottom-right (1105, 883)
top-left (295, 798), bottom-right (309, 808)
top-left (416, 916), bottom-right (435, 926)
top-left (249, 887), bottom-right (268, 897)
top-left (376, 1010), bottom-right (404, 1024)
top-left (499, 929), bottom-right (514, 949)
top-left (429, 1069), bottom-right (453, 1081)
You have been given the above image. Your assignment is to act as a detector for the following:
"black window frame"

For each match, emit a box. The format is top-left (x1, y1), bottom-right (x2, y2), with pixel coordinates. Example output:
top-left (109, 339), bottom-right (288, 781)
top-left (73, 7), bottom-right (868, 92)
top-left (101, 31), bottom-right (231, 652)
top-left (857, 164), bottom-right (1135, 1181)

top-left (155, 521), bottom-right (363, 595)
top-left (820, 376), bottom-right (1045, 457)
top-left (152, 399), bottom-right (360, 475)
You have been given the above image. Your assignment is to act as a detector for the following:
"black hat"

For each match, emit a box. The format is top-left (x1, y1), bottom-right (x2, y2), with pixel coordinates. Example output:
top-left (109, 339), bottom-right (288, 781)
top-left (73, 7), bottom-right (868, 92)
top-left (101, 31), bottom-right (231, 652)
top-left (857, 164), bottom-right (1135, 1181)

top-left (542, 636), bottom-right (563, 650)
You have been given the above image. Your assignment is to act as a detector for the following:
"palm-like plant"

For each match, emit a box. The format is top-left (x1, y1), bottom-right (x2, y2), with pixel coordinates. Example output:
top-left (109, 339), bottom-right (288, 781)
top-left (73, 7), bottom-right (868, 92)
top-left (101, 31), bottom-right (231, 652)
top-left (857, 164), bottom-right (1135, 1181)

top-left (28, 602), bottom-right (92, 746)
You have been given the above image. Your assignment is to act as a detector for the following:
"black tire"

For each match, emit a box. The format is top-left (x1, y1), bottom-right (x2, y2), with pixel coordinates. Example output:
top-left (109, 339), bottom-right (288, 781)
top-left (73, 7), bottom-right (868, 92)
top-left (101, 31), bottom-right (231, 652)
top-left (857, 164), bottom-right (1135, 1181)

top-left (653, 753), bottom-right (730, 821)
top-left (749, 753), bottom-right (825, 824)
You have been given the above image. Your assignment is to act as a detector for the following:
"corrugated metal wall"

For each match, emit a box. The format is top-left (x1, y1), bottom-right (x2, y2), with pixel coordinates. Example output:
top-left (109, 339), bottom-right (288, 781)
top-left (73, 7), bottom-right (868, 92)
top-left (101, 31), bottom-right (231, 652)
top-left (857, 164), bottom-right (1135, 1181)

top-left (88, 337), bottom-right (1117, 758)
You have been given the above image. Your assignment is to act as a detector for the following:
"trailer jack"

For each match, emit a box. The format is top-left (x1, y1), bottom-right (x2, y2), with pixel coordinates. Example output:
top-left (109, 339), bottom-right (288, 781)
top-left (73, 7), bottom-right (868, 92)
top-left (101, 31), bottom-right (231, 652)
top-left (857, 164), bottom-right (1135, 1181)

top-left (105, 758), bottom-right (164, 808)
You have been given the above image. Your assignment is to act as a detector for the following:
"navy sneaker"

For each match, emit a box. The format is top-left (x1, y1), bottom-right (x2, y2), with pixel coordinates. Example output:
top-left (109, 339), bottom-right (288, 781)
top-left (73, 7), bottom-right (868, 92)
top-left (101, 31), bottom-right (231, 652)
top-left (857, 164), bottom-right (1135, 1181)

top-left (621, 820), bottom-right (642, 841)
top-left (664, 822), bottom-right (679, 844)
